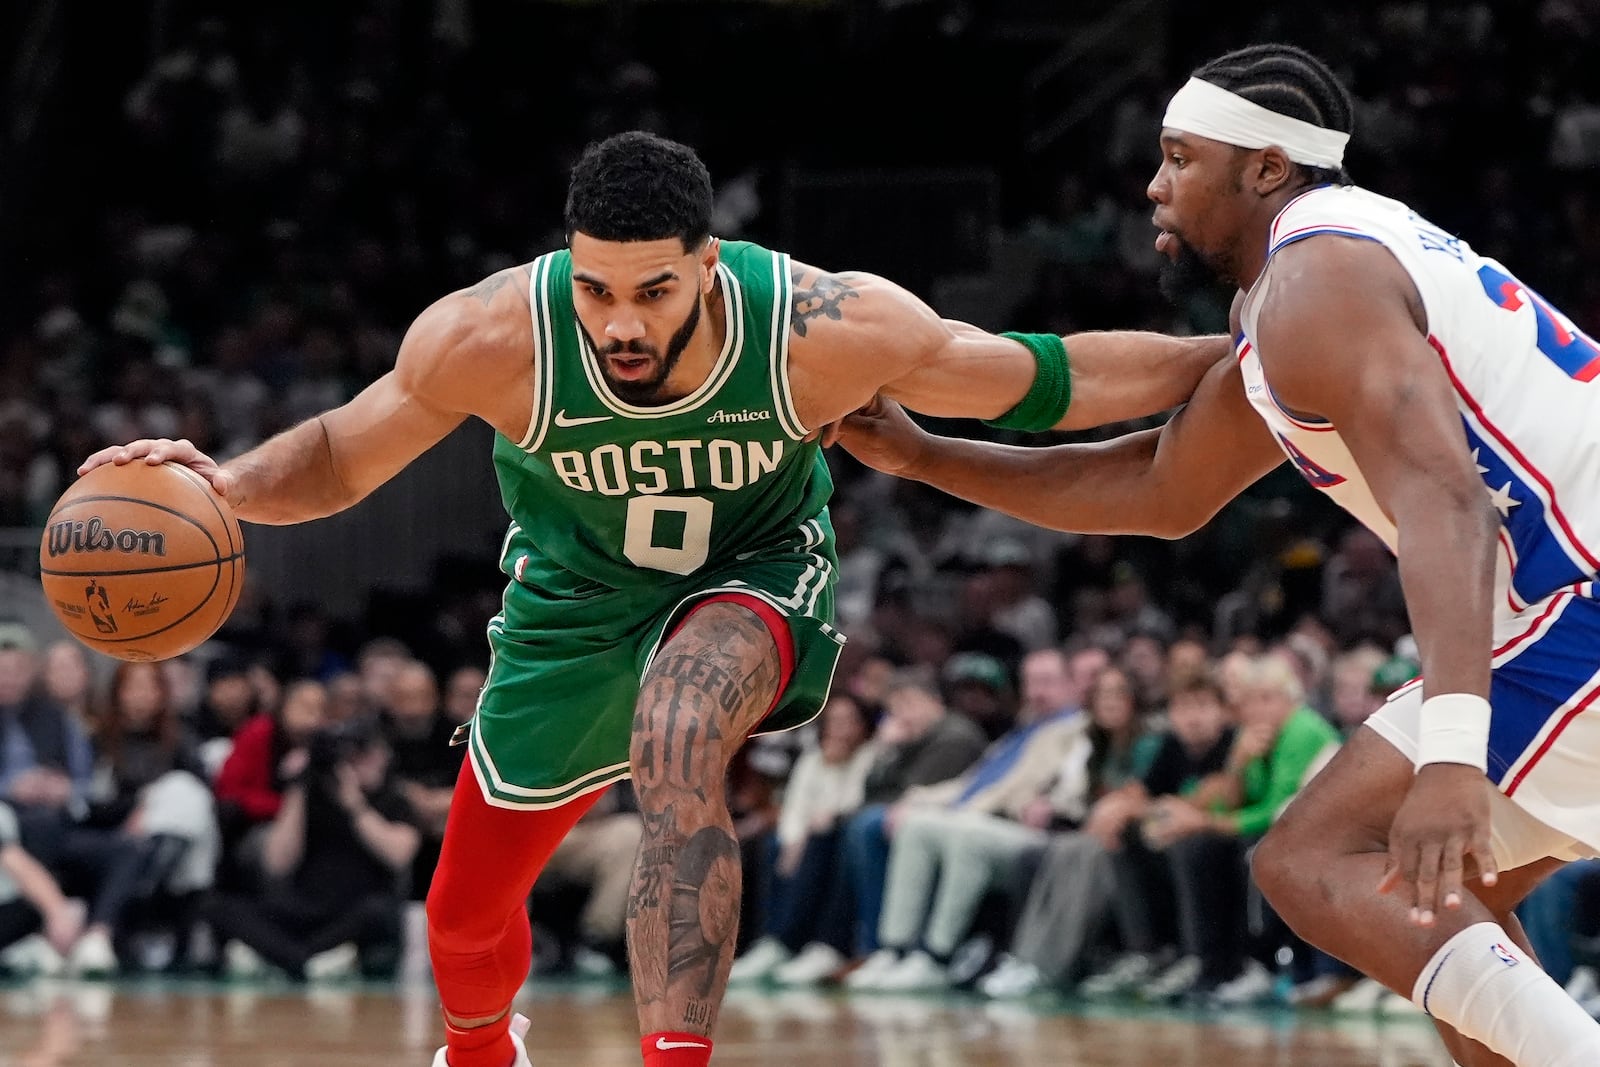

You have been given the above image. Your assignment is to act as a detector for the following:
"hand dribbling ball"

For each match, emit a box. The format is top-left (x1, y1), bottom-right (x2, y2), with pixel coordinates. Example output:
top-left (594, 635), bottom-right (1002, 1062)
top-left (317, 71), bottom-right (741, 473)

top-left (39, 462), bottom-right (245, 661)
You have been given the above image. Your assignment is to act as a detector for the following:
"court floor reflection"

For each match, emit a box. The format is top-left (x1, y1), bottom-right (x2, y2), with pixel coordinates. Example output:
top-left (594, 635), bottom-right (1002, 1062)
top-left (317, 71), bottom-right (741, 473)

top-left (0, 980), bottom-right (1455, 1066)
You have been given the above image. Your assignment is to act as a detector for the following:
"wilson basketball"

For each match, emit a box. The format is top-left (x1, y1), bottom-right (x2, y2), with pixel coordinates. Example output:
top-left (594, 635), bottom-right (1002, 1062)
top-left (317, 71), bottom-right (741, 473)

top-left (39, 462), bottom-right (246, 662)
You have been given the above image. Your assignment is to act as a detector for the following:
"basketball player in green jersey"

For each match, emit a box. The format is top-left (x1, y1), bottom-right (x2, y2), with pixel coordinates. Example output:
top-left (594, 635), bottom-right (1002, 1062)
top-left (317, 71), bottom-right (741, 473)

top-left (82, 131), bottom-right (1225, 1067)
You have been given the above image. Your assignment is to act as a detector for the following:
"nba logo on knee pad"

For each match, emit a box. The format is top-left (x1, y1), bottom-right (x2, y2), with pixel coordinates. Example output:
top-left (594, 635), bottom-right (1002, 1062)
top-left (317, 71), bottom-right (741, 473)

top-left (1490, 943), bottom-right (1521, 968)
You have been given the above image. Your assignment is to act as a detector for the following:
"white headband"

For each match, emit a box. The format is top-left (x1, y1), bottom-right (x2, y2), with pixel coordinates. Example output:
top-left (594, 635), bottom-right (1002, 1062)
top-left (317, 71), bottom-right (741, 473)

top-left (1161, 77), bottom-right (1349, 169)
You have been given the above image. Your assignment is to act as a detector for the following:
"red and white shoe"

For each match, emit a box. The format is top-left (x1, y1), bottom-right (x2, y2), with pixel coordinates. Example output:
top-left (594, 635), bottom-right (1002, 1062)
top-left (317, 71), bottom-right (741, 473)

top-left (431, 1013), bottom-right (532, 1067)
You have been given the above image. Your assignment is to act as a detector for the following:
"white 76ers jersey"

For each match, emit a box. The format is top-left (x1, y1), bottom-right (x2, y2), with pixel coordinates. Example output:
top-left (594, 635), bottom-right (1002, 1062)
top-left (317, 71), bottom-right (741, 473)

top-left (1238, 184), bottom-right (1600, 618)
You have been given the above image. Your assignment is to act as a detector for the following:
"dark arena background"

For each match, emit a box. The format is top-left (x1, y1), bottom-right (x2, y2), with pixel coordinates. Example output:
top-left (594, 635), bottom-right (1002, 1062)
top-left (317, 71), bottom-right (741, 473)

top-left (3, 2), bottom-right (1599, 1064)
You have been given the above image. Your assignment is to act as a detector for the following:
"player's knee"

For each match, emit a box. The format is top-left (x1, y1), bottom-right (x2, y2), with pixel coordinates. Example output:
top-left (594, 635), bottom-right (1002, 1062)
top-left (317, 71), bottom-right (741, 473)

top-left (425, 879), bottom-right (463, 941)
top-left (424, 889), bottom-right (458, 947)
top-left (425, 872), bottom-right (499, 950)
top-left (628, 708), bottom-right (732, 805)
top-left (630, 759), bottom-right (722, 818)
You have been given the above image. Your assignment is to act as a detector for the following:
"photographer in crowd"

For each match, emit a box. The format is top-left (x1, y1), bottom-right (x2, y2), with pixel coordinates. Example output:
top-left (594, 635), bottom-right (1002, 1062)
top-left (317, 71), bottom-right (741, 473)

top-left (201, 711), bottom-right (418, 981)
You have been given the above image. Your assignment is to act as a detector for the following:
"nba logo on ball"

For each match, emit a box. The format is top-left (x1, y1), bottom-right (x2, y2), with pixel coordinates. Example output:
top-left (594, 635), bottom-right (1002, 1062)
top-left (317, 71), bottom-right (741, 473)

top-left (1490, 943), bottom-right (1520, 968)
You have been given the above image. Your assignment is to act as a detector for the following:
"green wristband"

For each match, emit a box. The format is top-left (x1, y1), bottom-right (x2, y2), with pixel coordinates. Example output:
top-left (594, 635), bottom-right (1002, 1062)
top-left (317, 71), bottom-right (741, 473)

top-left (982, 332), bottom-right (1073, 432)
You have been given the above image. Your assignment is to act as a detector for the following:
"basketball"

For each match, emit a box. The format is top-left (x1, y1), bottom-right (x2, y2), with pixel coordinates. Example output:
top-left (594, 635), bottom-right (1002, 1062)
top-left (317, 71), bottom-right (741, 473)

top-left (38, 461), bottom-right (246, 662)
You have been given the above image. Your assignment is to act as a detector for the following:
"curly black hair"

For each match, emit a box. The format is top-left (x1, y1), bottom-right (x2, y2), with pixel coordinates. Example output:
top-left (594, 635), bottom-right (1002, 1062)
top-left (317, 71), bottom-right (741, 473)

top-left (1193, 44), bottom-right (1355, 187)
top-left (563, 131), bottom-right (714, 250)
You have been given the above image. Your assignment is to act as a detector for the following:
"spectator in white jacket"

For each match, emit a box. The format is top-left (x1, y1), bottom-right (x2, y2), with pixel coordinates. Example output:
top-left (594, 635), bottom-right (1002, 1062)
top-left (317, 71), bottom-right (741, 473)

top-left (729, 694), bottom-right (877, 986)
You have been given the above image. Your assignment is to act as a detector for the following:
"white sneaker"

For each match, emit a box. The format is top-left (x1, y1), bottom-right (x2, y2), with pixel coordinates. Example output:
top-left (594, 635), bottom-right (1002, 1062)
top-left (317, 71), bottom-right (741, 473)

top-left (226, 940), bottom-right (269, 979)
top-left (305, 942), bottom-right (360, 981)
top-left (1206, 959), bottom-right (1276, 1007)
top-left (874, 950), bottom-right (950, 992)
top-left (1079, 951), bottom-right (1162, 998)
top-left (67, 927), bottom-right (118, 977)
top-left (1140, 955), bottom-right (1202, 1001)
top-left (1331, 976), bottom-right (1389, 1012)
top-left (1567, 965), bottom-right (1600, 1003)
top-left (728, 936), bottom-right (792, 984)
top-left (431, 1012), bottom-right (533, 1067)
top-left (0, 934), bottom-right (66, 977)
top-left (571, 946), bottom-right (618, 979)
top-left (947, 934), bottom-right (995, 987)
top-left (772, 942), bottom-right (846, 986)
top-left (979, 954), bottom-right (1044, 999)
top-left (843, 948), bottom-right (901, 990)
top-left (1287, 973), bottom-right (1360, 1008)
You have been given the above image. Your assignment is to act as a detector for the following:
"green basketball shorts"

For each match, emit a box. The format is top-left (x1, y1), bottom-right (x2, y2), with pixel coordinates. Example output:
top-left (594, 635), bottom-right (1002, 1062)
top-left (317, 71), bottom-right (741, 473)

top-left (465, 531), bottom-right (844, 810)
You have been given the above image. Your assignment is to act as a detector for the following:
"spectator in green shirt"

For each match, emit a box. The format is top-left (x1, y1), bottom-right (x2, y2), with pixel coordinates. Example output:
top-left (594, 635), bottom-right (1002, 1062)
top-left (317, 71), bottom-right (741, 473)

top-left (1139, 654), bottom-right (1341, 1003)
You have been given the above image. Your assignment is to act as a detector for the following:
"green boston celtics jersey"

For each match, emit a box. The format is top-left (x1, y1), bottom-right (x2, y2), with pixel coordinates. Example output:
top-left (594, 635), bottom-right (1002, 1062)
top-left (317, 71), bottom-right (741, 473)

top-left (466, 241), bottom-right (845, 808)
top-left (492, 240), bottom-right (833, 594)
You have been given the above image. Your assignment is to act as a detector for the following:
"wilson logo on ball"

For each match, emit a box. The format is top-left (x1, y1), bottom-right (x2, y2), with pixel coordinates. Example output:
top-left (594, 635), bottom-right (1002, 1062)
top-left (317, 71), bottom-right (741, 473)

top-left (45, 517), bottom-right (168, 558)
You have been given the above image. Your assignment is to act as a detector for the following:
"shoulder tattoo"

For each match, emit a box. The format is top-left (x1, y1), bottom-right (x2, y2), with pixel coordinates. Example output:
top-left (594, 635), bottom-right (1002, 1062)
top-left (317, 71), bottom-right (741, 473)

top-left (790, 266), bottom-right (861, 338)
top-left (464, 268), bottom-right (524, 307)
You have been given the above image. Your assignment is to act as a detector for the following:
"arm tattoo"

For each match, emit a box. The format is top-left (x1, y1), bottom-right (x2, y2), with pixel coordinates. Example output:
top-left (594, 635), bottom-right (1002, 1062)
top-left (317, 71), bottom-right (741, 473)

top-left (465, 269), bottom-right (518, 306)
top-left (790, 267), bottom-right (860, 338)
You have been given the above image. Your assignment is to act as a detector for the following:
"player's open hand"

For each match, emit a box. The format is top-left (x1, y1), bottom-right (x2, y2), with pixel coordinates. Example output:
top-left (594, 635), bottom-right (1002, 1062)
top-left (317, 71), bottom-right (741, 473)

top-left (1378, 763), bottom-right (1498, 926)
top-left (835, 395), bottom-right (929, 478)
top-left (78, 438), bottom-right (235, 500)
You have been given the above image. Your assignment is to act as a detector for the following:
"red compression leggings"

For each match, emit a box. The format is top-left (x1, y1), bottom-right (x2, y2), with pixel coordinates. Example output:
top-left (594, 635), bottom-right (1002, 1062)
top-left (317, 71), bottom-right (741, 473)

top-left (426, 762), bottom-right (604, 1024)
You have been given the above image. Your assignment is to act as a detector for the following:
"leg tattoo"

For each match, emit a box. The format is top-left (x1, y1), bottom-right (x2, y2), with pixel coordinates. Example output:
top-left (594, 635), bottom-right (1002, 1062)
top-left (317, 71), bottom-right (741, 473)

top-left (626, 602), bottom-right (781, 1036)
top-left (668, 827), bottom-right (742, 997)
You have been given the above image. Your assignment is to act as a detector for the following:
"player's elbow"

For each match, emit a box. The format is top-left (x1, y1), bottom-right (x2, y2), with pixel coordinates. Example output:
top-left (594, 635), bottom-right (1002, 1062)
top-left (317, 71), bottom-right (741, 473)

top-left (1135, 495), bottom-right (1220, 541)
top-left (1151, 518), bottom-right (1201, 541)
top-left (1147, 514), bottom-right (1209, 541)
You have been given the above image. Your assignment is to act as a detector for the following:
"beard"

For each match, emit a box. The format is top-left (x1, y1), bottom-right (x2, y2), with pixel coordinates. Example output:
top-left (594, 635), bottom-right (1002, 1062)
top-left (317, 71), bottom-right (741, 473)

top-left (583, 296), bottom-right (702, 405)
top-left (1158, 236), bottom-right (1238, 306)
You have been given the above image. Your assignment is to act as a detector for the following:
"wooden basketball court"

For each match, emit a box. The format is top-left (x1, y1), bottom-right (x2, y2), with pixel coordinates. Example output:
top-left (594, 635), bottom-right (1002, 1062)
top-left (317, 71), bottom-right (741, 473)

top-left (0, 979), bottom-right (1457, 1066)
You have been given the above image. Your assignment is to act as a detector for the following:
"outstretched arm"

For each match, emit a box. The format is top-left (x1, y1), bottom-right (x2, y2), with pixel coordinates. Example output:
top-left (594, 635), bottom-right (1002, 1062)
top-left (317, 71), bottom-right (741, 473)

top-left (79, 269), bottom-right (532, 525)
top-left (910, 319), bottom-right (1232, 431)
top-left (787, 263), bottom-right (1227, 431)
top-left (837, 353), bottom-right (1284, 539)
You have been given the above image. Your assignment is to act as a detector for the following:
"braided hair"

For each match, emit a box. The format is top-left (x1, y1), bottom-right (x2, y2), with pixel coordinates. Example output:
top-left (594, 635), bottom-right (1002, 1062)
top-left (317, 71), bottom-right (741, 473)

top-left (1193, 44), bottom-right (1355, 187)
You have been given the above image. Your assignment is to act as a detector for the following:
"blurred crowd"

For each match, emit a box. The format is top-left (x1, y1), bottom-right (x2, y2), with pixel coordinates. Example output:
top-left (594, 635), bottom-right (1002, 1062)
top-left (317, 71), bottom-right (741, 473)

top-left (5, 0), bottom-right (1600, 1022)
top-left (0, 620), bottom-right (481, 981)
top-left (5, 603), bottom-right (1600, 1023)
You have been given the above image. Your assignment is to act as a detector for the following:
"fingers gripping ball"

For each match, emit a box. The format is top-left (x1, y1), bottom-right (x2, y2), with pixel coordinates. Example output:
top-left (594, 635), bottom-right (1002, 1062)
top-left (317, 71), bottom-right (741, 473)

top-left (39, 462), bottom-right (245, 661)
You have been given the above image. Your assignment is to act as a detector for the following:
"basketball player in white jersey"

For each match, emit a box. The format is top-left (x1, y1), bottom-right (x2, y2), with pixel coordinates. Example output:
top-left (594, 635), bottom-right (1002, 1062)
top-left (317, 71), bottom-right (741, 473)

top-left (839, 44), bottom-right (1600, 1067)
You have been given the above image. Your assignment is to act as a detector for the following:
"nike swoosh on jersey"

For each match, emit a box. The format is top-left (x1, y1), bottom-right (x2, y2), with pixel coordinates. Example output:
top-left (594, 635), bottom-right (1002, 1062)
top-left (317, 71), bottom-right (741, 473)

top-left (553, 410), bottom-right (614, 427)
top-left (655, 1038), bottom-right (710, 1050)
